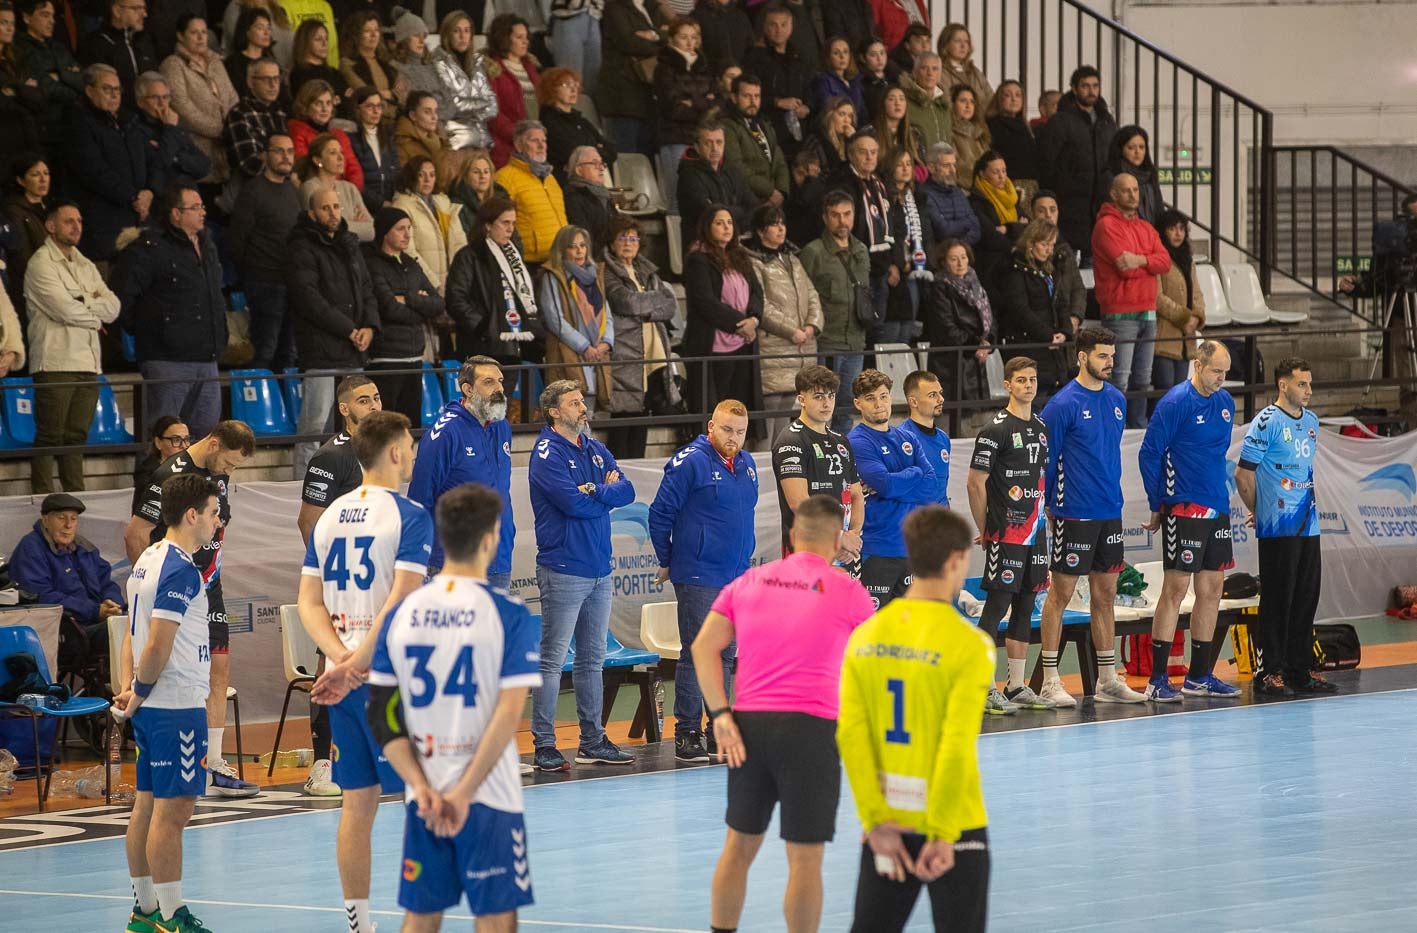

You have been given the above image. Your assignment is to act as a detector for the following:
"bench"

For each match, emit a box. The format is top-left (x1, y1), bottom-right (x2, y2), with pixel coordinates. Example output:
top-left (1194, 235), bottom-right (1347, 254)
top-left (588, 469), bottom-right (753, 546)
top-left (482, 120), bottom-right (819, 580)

top-left (533, 615), bottom-right (664, 744)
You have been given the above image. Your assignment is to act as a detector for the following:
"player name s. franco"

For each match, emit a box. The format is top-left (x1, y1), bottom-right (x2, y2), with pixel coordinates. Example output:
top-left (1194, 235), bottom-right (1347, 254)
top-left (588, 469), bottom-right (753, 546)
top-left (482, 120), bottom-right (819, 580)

top-left (852, 643), bottom-right (942, 666)
top-left (408, 608), bottom-right (479, 628)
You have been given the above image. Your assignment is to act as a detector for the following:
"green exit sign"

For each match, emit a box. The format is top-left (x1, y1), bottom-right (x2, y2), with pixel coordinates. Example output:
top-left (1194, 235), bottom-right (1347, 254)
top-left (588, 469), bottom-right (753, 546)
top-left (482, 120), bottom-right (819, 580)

top-left (1335, 255), bottom-right (1372, 275)
top-left (1157, 167), bottom-right (1214, 185)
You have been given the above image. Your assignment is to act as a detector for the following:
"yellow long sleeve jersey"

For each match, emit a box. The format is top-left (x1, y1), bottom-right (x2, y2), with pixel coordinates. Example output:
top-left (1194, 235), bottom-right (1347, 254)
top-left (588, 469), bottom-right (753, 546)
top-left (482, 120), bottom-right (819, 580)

top-left (838, 598), bottom-right (996, 843)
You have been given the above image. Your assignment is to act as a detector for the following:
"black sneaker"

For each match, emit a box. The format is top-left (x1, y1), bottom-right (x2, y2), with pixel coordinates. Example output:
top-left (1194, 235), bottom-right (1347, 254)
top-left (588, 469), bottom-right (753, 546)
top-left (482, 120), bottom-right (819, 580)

top-left (675, 734), bottom-right (710, 762)
top-left (533, 746), bottom-right (570, 772)
top-left (1255, 673), bottom-right (1295, 698)
top-left (1293, 674), bottom-right (1339, 694)
top-left (574, 738), bottom-right (635, 765)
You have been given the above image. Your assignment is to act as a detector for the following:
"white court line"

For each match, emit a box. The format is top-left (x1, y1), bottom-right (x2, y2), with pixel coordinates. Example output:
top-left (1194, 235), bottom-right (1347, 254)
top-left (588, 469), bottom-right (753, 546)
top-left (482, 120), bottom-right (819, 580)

top-left (0, 888), bottom-right (701, 932)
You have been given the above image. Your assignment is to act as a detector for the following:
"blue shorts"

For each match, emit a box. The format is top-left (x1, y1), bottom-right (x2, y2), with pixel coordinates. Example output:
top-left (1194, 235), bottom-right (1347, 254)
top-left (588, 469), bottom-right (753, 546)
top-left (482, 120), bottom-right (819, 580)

top-left (133, 706), bottom-right (207, 798)
top-left (399, 802), bottom-right (534, 917)
top-left (330, 685), bottom-right (404, 793)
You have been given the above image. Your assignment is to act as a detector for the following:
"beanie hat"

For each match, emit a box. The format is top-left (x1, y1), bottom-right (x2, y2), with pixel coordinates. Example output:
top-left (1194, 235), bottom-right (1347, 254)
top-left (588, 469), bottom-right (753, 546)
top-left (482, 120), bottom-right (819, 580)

top-left (392, 7), bottom-right (428, 45)
top-left (374, 206), bottom-right (411, 245)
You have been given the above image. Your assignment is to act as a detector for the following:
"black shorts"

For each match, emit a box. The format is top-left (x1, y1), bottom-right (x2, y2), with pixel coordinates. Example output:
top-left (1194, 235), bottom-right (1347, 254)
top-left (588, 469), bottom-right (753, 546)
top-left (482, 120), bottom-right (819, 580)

top-left (849, 827), bottom-right (990, 933)
top-left (859, 556), bottom-right (910, 610)
top-left (1050, 518), bottom-right (1125, 576)
top-left (981, 540), bottom-right (1049, 593)
top-left (1162, 507), bottom-right (1235, 573)
top-left (207, 579), bottom-right (229, 654)
top-left (726, 711), bottom-right (840, 843)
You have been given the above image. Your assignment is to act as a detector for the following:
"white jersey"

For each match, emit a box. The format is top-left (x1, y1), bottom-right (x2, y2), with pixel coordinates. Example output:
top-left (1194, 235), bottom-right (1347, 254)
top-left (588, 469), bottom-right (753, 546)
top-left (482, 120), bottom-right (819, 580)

top-left (369, 576), bottom-right (541, 812)
top-left (126, 540), bottom-right (211, 710)
top-left (302, 485), bottom-right (434, 653)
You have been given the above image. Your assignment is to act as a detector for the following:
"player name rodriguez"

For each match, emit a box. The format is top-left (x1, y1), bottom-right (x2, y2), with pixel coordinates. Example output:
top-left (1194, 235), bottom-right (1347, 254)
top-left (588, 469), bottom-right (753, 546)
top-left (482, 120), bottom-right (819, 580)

top-left (851, 643), bottom-right (942, 666)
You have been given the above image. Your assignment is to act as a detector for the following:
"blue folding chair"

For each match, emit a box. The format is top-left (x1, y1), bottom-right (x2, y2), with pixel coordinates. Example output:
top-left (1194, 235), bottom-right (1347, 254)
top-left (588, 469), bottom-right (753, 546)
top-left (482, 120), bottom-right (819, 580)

top-left (230, 368), bottom-right (294, 436)
top-left (421, 362), bottom-right (445, 427)
top-left (120, 330), bottom-right (137, 364)
top-left (86, 376), bottom-right (133, 445)
top-left (0, 625), bottom-right (111, 811)
top-left (281, 368), bottom-right (303, 427)
top-left (0, 376), bottom-right (35, 448)
top-left (440, 359), bottom-right (462, 402)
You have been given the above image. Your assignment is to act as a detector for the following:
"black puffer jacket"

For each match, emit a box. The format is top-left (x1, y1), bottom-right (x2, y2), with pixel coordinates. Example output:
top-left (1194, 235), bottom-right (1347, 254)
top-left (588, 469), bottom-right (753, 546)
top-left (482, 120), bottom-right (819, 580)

top-left (285, 213), bottom-right (379, 370)
top-left (994, 252), bottom-right (1072, 391)
top-left (363, 245), bottom-right (445, 359)
top-left (112, 224), bottom-right (226, 363)
top-left (1038, 91), bottom-right (1116, 250)
top-left (542, 105), bottom-right (617, 188)
top-left (444, 238), bottom-right (541, 364)
top-left (653, 45), bottom-right (716, 148)
top-left (676, 147), bottom-right (755, 235)
top-left (596, 0), bottom-right (661, 120)
top-left (693, 0), bottom-right (752, 74)
top-left (65, 101), bottom-right (149, 261)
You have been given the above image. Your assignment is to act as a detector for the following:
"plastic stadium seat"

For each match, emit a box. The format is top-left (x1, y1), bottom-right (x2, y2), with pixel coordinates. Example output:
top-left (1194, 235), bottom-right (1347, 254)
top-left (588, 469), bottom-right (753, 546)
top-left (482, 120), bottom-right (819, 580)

top-left (1217, 263), bottom-right (1274, 325)
top-left (230, 368), bottom-right (294, 436)
top-left (421, 362), bottom-right (445, 427)
top-left (873, 343), bottom-right (914, 404)
top-left (86, 376), bottom-right (132, 445)
top-left (121, 330), bottom-right (137, 364)
top-left (281, 368), bottom-right (303, 426)
top-left (0, 376), bottom-right (35, 448)
top-left (1193, 264), bottom-right (1233, 327)
top-left (639, 602), bottom-right (681, 660)
top-left (267, 605), bottom-right (319, 777)
top-left (611, 153), bottom-right (666, 215)
top-left (441, 358), bottom-right (462, 402)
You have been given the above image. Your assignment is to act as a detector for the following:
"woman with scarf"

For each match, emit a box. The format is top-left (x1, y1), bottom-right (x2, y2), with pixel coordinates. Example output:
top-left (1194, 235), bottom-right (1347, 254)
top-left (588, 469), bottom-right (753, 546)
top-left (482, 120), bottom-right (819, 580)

top-left (746, 202), bottom-right (821, 439)
top-left (1153, 208), bottom-right (1205, 391)
top-left (868, 86), bottom-right (927, 183)
top-left (969, 149), bottom-right (1027, 281)
top-left (882, 147), bottom-right (934, 344)
top-left (444, 195), bottom-right (541, 365)
top-left (432, 11), bottom-right (499, 150)
top-left (447, 148), bottom-right (510, 237)
top-left (924, 239), bottom-right (997, 400)
top-left (995, 218), bottom-right (1072, 399)
top-left (1101, 124), bottom-right (1167, 225)
top-left (539, 224), bottom-right (613, 413)
top-left (603, 215), bottom-right (678, 458)
top-left (802, 95), bottom-right (855, 179)
top-left (683, 203), bottom-right (763, 422)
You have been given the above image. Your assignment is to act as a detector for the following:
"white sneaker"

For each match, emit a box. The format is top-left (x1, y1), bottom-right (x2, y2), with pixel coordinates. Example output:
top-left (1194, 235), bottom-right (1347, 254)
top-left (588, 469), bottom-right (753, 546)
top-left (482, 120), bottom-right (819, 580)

top-left (1038, 680), bottom-right (1077, 709)
top-left (519, 762), bottom-right (534, 775)
top-left (303, 758), bottom-right (341, 797)
top-left (208, 758), bottom-right (261, 798)
top-left (1094, 677), bottom-right (1147, 704)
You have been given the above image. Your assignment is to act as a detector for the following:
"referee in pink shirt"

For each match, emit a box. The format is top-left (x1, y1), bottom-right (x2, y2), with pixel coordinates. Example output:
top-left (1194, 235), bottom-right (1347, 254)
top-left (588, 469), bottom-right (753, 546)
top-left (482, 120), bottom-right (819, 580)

top-left (692, 494), bottom-right (878, 933)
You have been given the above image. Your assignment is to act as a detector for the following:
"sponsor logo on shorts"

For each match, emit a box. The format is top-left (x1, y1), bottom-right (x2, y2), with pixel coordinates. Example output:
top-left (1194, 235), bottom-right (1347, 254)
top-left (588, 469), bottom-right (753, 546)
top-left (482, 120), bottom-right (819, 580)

top-left (1106, 533), bottom-right (1124, 544)
top-left (1000, 569), bottom-right (1015, 584)
top-left (1065, 553), bottom-right (1080, 568)
top-left (403, 859), bottom-right (422, 882)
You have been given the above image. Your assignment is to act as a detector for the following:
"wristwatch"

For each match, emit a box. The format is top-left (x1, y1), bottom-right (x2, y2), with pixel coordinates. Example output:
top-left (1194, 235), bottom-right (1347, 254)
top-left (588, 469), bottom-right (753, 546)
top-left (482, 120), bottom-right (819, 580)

top-left (707, 706), bottom-right (732, 720)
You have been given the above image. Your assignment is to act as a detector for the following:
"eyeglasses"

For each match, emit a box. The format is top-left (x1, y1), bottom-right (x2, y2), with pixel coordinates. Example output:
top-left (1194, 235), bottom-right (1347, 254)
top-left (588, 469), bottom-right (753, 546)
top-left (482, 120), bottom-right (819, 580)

top-left (250, 74), bottom-right (281, 84)
top-left (582, 160), bottom-right (605, 169)
top-left (178, 204), bottom-right (206, 212)
top-left (616, 235), bottom-right (640, 243)
top-left (96, 84), bottom-right (122, 95)
top-left (159, 434), bottom-right (193, 445)
top-left (559, 81), bottom-right (580, 89)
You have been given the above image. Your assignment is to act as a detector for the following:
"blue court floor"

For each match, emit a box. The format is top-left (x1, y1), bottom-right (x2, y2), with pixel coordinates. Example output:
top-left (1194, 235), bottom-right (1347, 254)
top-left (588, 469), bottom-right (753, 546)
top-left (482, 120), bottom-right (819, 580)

top-left (2, 690), bottom-right (1415, 931)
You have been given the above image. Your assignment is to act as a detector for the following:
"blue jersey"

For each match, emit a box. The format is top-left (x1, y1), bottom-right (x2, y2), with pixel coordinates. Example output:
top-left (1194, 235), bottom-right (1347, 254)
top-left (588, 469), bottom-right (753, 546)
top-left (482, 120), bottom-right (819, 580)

top-left (848, 422), bottom-right (938, 559)
top-left (369, 577), bottom-right (541, 810)
top-left (895, 418), bottom-right (951, 507)
top-left (408, 402), bottom-right (515, 574)
top-left (1139, 381), bottom-right (1236, 515)
top-left (126, 540), bottom-right (209, 710)
top-left (1238, 404), bottom-right (1320, 538)
top-left (647, 435), bottom-right (759, 587)
top-left (1040, 379), bottom-right (1127, 520)
top-left (302, 485), bottom-right (434, 653)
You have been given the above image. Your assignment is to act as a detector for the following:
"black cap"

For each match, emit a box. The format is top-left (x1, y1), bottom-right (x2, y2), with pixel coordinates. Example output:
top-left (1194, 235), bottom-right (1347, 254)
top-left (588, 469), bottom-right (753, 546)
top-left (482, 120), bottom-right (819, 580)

top-left (40, 493), bottom-right (86, 515)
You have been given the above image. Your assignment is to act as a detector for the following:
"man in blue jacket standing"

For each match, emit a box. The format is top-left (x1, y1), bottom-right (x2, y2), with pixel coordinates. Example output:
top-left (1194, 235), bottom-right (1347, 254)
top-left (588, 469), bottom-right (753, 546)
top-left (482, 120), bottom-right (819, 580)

top-left (648, 399), bottom-right (758, 763)
top-left (528, 380), bottom-right (637, 771)
top-left (408, 357), bottom-right (515, 589)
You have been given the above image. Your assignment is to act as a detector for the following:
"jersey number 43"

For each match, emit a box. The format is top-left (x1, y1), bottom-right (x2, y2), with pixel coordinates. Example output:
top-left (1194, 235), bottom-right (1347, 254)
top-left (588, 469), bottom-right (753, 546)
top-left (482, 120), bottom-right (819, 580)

top-left (324, 535), bottom-right (375, 591)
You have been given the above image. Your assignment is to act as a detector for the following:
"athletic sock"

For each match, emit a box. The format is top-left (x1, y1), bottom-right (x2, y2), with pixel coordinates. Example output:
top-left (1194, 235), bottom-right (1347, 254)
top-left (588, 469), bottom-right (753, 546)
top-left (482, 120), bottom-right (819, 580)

top-left (1096, 651), bottom-right (1117, 684)
top-left (1150, 641), bottom-right (1170, 680)
top-left (1006, 657), bottom-right (1026, 691)
top-left (131, 876), bottom-right (157, 915)
top-left (155, 881), bottom-right (183, 920)
top-left (345, 898), bottom-right (370, 932)
top-left (1188, 639), bottom-right (1212, 680)
top-left (1041, 650), bottom-right (1060, 684)
top-left (207, 727), bottom-right (224, 767)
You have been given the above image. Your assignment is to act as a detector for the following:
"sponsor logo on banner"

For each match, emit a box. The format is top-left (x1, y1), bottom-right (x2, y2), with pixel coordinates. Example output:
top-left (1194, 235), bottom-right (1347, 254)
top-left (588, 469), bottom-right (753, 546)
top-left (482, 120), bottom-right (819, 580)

top-left (1355, 464), bottom-right (1417, 543)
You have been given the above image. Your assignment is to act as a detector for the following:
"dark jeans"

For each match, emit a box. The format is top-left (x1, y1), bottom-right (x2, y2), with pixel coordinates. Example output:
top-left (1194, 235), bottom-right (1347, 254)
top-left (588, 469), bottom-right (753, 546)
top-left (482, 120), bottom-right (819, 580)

top-left (245, 280), bottom-right (296, 373)
top-left (32, 371), bottom-right (99, 493)
top-left (603, 115), bottom-right (655, 155)
top-left (139, 360), bottom-right (222, 441)
top-left (366, 360), bottom-right (424, 424)
top-left (1152, 355), bottom-right (1191, 392)
top-left (672, 582), bottom-right (734, 739)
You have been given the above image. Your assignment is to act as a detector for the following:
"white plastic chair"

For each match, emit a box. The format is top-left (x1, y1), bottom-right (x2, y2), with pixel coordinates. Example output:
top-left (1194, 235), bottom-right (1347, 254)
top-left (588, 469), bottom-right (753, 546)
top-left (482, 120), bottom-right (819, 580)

top-left (1217, 263), bottom-right (1273, 325)
top-left (108, 615), bottom-right (128, 696)
top-left (267, 605), bottom-right (320, 777)
top-left (639, 602), bottom-right (681, 660)
top-left (666, 213), bottom-right (684, 275)
top-left (612, 153), bottom-right (666, 215)
top-left (1193, 263), bottom-right (1233, 327)
top-left (873, 343), bottom-right (914, 404)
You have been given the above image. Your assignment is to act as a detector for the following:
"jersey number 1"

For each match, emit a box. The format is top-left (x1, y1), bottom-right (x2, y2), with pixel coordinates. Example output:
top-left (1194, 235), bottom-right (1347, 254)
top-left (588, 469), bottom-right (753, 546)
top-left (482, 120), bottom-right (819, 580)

top-left (325, 536), bottom-right (375, 591)
top-left (885, 678), bottom-right (911, 745)
top-left (405, 644), bottom-right (480, 708)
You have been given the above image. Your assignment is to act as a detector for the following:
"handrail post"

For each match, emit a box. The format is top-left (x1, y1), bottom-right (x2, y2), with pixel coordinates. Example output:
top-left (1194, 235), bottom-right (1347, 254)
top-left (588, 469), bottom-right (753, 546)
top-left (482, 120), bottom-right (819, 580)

top-left (1209, 85), bottom-right (1222, 257)
top-left (1259, 111), bottom-right (1275, 294)
top-left (1017, 0), bottom-right (1029, 96)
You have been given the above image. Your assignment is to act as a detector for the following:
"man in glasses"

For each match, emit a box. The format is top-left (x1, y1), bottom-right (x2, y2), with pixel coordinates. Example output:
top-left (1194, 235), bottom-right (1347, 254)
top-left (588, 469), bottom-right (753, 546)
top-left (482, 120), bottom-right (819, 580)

top-left (65, 63), bottom-right (151, 262)
top-left (132, 71), bottom-right (210, 193)
top-left (564, 145), bottom-right (613, 260)
top-left (225, 57), bottom-right (288, 179)
top-left (77, 0), bottom-right (157, 110)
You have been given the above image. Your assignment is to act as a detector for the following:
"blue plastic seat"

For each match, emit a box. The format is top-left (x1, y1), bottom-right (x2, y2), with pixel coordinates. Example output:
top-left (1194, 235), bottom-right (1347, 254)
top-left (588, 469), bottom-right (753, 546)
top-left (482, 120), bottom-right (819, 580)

top-left (0, 376), bottom-right (35, 448)
top-left (281, 368), bottom-right (303, 426)
top-left (86, 376), bottom-right (133, 445)
top-left (604, 631), bottom-right (658, 668)
top-left (120, 330), bottom-right (137, 364)
top-left (230, 368), bottom-right (293, 436)
top-left (0, 625), bottom-right (111, 811)
top-left (440, 358), bottom-right (461, 402)
top-left (421, 362), bottom-right (445, 427)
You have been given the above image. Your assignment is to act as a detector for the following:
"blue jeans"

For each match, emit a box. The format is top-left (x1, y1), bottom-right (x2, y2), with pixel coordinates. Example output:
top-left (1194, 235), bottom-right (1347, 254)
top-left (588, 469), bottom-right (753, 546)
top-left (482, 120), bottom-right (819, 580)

top-left (244, 280), bottom-right (296, 372)
top-left (659, 143), bottom-right (688, 213)
top-left (1107, 316), bottom-right (1156, 429)
top-left (139, 361), bottom-right (221, 440)
top-left (821, 349), bottom-right (864, 434)
top-left (547, 13), bottom-right (602, 97)
top-left (1152, 356), bottom-right (1191, 393)
top-left (487, 570), bottom-right (512, 591)
top-left (531, 566), bottom-right (613, 749)
top-left (672, 582), bottom-right (735, 739)
top-left (603, 116), bottom-right (654, 155)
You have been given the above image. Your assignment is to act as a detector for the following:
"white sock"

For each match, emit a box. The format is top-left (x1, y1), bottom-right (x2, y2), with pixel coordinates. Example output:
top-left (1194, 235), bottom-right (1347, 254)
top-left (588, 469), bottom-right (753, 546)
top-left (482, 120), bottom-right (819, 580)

top-left (1041, 649), bottom-right (1061, 684)
top-left (1006, 657), bottom-right (1026, 690)
top-left (155, 881), bottom-right (183, 921)
top-left (207, 728), bottom-right (224, 767)
top-left (345, 898), bottom-right (371, 932)
top-left (131, 876), bottom-right (157, 915)
top-left (1097, 650), bottom-right (1117, 684)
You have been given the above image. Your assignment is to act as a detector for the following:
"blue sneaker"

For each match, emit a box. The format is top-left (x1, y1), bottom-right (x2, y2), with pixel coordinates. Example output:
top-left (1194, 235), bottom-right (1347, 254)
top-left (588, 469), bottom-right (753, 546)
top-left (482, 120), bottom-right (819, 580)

top-left (1144, 678), bottom-right (1182, 703)
top-left (575, 738), bottom-right (635, 765)
top-left (533, 746), bottom-right (570, 772)
top-left (1182, 675), bottom-right (1241, 698)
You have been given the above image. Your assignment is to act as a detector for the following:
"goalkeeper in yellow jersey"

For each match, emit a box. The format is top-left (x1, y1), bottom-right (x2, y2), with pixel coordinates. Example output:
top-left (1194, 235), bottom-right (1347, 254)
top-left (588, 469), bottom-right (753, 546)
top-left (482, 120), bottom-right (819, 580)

top-left (838, 505), bottom-right (996, 932)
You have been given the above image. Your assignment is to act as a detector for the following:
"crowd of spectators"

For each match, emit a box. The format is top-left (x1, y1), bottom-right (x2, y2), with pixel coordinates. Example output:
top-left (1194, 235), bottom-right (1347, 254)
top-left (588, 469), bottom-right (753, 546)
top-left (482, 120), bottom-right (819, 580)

top-left (0, 1), bottom-right (1205, 495)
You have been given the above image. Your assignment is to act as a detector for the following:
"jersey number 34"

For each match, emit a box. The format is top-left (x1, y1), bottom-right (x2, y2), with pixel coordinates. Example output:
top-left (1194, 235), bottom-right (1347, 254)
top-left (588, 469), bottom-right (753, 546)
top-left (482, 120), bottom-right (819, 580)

top-left (406, 644), bottom-right (480, 708)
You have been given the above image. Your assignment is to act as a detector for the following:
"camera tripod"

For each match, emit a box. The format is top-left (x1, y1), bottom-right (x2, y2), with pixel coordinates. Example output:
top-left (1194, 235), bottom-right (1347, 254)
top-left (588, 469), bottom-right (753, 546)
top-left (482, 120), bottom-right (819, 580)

top-left (1365, 287), bottom-right (1417, 395)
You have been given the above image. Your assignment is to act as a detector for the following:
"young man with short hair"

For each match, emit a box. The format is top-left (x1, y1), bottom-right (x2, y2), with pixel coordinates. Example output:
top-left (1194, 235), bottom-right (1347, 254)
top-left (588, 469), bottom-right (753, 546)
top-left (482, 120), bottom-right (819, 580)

top-left (848, 369), bottom-right (937, 609)
top-left (118, 472), bottom-right (224, 933)
top-left (967, 357), bottom-right (1054, 714)
top-left (896, 371), bottom-right (952, 510)
top-left (839, 505), bottom-right (995, 933)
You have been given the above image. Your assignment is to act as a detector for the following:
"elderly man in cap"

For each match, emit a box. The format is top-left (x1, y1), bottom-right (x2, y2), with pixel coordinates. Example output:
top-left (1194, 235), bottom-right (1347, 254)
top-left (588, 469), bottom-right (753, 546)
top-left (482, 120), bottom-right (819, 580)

top-left (9, 493), bottom-right (126, 680)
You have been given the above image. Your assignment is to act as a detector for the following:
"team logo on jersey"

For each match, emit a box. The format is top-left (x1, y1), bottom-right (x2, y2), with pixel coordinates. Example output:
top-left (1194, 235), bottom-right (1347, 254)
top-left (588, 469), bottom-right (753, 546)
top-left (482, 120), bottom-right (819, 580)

top-left (837, 444), bottom-right (849, 457)
top-left (1011, 432), bottom-right (1023, 448)
top-left (901, 441), bottom-right (914, 455)
top-left (1282, 427), bottom-right (1292, 442)
top-left (1114, 406), bottom-right (1124, 420)
top-left (217, 479), bottom-right (227, 496)
top-left (1195, 414), bottom-right (1206, 424)
top-left (712, 471), bottom-right (722, 481)
top-left (941, 450), bottom-right (950, 462)
top-left (1181, 549), bottom-right (1195, 564)
top-left (1065, 552), bottom-right (1080, 568)
top-left (1008, 485), bottom-right (1023, 501)
top-left (592, 454), bottom-right (605, 469)
top-left (747, 467), bottom-right (757, 483)
top-left (812, 443), bottom-right (823, 458)
top-left (811, 578), bottom-right (825, 593)
top-left (403, 859), bottom-right (423, 882)
top-left (465, 446), bottom-right (476, 456)
top-left (1308, 428), bottom-right (1317, 438)
top-left (1221, 409), bottom-right (1232, 422)
top-left (1000, 568), bottom-right (1016, 584)
top-left (503, 441), bottom-right (511, 456)
top-left (1082, 409), bottom-right (1093, 420)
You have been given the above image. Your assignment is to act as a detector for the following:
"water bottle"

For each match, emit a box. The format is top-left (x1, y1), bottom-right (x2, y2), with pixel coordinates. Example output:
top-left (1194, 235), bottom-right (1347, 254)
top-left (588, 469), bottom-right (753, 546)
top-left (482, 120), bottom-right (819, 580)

top-left (76, 776), bottom-right (104, 799)
top-left (108, 714), bottom-right (123, 792)
top-left (653, 681), bottom-right (665, 737)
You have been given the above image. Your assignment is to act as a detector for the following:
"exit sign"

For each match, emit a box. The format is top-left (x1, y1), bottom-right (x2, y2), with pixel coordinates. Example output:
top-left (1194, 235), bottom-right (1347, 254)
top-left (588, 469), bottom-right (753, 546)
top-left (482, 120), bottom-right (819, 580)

top-left (1157, 167), bottom-right (1213, 185)
top-left (1335, 255), bottom-right (1372, 275)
